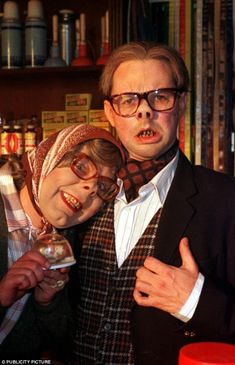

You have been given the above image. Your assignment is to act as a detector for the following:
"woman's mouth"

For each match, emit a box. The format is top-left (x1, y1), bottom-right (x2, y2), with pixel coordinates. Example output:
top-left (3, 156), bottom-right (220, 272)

top-left (61, 192), bottom-right (82, 213)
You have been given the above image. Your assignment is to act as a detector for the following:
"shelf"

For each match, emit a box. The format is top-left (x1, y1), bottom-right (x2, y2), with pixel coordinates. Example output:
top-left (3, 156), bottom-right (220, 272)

top-left (0, 65), bottom-right (104, 78)
top-left (0, 65), bottom-right (105, 120)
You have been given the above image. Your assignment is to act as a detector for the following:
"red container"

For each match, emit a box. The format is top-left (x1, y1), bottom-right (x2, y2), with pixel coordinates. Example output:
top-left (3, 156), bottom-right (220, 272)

top-left (179, 342), bottom-right (235, 365)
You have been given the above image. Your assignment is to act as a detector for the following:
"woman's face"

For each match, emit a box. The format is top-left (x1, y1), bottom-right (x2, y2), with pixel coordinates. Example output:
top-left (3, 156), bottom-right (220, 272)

top-left (38, 145), bottom-right (117, 228)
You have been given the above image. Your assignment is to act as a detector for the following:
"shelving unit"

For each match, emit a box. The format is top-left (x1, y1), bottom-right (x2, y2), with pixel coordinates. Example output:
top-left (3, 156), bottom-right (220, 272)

top-left (0, 0), bottom-right (112, 121)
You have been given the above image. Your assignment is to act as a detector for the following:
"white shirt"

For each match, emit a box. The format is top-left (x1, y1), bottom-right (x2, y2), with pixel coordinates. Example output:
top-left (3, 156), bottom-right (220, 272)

top-left (114, 152), bottom-right (204, 322)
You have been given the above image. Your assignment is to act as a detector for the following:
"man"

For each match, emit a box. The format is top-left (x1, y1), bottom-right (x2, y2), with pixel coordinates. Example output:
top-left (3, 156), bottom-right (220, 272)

top-left (71, 42), bottom-right (235, 365)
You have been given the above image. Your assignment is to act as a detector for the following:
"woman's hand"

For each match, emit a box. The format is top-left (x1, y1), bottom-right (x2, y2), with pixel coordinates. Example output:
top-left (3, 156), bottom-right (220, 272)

top-left (34, 267), bottom-right (69, 305)
top-left (0, 251), bottom-right (50, 307)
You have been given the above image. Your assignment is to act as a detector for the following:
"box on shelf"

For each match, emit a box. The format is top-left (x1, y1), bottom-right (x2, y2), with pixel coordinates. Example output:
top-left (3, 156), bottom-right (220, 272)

top-left (65, 111), bottom-right (89, 126)
top-left (42, 128), bottom-right (59, 140)
top-left (41, 111), bottom-right (67, 139)
top-left (41, 111), bottom-right (66, 127)
top-left (65, 93), bottom-right (92, 111)
top-left (88, 109), bottom-right (111, 131)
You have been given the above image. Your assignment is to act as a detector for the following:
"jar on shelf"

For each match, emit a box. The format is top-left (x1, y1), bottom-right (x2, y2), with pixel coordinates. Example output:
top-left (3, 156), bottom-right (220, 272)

top-left (25, 0), bottom-right (47, 67)
top-left (1, 1), bottom-right (23, 69)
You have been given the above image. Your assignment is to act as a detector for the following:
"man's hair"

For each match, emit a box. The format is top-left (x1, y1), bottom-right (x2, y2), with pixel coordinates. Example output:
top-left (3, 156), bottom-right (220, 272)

top-left (100, 41), bottom-right (190, 97)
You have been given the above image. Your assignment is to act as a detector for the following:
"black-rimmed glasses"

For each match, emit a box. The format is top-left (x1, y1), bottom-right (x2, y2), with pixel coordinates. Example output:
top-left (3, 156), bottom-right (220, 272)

top-left (71, 152), bottom-right (119, 202)
top-left (106, 88), bottom-right (185, 117)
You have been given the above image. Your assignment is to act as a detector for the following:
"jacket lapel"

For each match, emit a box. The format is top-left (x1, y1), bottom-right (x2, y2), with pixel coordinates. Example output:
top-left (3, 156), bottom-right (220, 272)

top-left (155, 151), bottom-right (198, 263)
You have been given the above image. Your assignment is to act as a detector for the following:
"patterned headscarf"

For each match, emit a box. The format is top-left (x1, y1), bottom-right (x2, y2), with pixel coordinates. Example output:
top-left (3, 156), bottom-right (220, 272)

top-left (22, 124), bottom-right (125, 211)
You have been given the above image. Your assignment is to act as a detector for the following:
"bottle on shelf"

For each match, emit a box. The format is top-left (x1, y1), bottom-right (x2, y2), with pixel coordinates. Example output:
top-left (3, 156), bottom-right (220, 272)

top-left (12, 122), bottom-right (24, 155)
top-left (0, 114), bottom-right (4, 134)
top-left (24, 122), bottom-right (37, 152)
top-left (1, 122), bottom-right (12, 157)
top-left (30, 115), bottom-right (42, 146)
top-left (25, 0), bottom-right (47, 67)
top-left (58, 9), bottom-right (76, 66)
top-left (1, 0), bottom-right (23, 69)
top-left (0, 115), bottom-right (6, 164)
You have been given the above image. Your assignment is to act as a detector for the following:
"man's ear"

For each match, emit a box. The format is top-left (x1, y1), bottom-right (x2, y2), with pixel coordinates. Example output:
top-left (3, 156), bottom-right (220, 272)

top-left (104, 100), bottom-right (115, 127)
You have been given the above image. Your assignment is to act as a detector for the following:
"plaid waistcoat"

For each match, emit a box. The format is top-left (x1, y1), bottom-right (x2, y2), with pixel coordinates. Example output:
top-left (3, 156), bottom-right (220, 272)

top-left (73, 203), bottom-right (162, 365)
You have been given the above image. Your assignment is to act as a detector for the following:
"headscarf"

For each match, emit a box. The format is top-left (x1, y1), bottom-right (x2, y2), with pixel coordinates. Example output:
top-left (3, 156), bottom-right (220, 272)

top-left (22, 124), bottom-right (125, 212)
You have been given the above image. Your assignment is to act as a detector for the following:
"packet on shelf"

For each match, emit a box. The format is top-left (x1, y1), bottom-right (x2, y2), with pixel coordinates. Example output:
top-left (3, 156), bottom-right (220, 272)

top-left (89, 109), bottom-right (111, 131)
top-left (41, 111), bottom-right (66, 139)
top-left (65, 93), bottom-right (92, 111)
top-left (65, 111), bottom-right (89, 126)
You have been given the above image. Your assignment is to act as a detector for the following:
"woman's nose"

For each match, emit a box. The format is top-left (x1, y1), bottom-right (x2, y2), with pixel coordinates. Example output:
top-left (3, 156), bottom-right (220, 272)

top-left (81, 179), bottom-right (98, 197)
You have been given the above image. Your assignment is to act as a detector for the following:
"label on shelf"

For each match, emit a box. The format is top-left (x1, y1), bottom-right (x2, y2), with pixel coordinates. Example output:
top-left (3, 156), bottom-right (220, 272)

top-left (65, 93), bottom-right (92, 111)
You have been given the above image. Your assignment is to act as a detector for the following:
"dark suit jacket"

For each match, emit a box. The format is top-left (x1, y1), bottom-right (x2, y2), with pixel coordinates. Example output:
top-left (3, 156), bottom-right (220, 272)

top-left (131, 151), bottom-right (235, 365)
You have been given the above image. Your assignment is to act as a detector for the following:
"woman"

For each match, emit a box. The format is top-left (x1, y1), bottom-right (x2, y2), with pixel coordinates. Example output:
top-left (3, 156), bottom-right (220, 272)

top-left (0, 123), bottom-right (124, 359)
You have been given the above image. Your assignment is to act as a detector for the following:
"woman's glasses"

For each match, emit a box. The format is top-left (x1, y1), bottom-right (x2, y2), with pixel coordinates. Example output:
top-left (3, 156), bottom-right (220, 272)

top-left (71, 152), bottom-right (119, 202)
top-left (106, 88), bottom-right (185, 117)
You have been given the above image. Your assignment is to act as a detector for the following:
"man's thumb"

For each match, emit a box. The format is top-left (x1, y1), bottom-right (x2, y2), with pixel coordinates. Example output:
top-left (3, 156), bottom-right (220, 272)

top-left (179, 237), bottom-right (198, 272)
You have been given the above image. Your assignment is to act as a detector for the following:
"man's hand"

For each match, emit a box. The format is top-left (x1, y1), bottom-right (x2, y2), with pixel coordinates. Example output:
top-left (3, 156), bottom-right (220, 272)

top-left (133, 237), bottom-right (199, 313)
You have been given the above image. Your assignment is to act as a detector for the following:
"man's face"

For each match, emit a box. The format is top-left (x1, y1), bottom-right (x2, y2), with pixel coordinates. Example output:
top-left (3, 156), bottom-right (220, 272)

top-left (104, 59), bottom-right (186, 161)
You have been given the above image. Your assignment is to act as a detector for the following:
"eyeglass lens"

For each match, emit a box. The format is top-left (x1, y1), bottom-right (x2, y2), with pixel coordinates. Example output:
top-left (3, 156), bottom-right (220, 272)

top-left (72, 155), bottom-right (97, 180)
top-left (111, 89), bottom-right (179, 116)
top-left (71, 154), bottom-right (118, 201)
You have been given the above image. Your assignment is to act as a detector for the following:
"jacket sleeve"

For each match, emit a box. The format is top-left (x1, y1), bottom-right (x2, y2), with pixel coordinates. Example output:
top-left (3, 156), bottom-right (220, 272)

top-left (185, 195), bottom-right (235, 342)
top-left (33, 288), bottom-right (74, 348)
top-left (0, 289), bottom-right (73, 359)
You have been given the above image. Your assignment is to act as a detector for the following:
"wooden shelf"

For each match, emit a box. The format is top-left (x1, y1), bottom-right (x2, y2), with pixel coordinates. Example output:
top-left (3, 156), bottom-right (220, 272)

top-left (0, 65), bottom-right (104, 78)
top-left (0, 65), bottom-right (105, 121)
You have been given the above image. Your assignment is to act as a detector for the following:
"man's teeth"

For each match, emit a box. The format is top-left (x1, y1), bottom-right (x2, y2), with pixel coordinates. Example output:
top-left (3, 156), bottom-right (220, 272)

top-left (140, 130), bottom-right (154, 137)
top-left (63, 192), bottom-right (81, 209)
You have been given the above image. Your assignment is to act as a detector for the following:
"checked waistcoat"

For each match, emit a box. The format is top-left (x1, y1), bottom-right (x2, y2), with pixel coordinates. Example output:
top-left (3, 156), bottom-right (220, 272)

top-left (72, 203), bottom-right (162, 365)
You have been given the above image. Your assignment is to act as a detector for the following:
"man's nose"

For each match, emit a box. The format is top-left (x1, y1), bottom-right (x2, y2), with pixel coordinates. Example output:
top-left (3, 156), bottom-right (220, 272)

top-left (136, 98), bottom-right (153, 119)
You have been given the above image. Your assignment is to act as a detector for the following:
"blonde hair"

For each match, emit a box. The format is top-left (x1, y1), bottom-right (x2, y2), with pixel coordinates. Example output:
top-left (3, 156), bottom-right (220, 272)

top-left (100, 41), bottom-right (190, 96)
